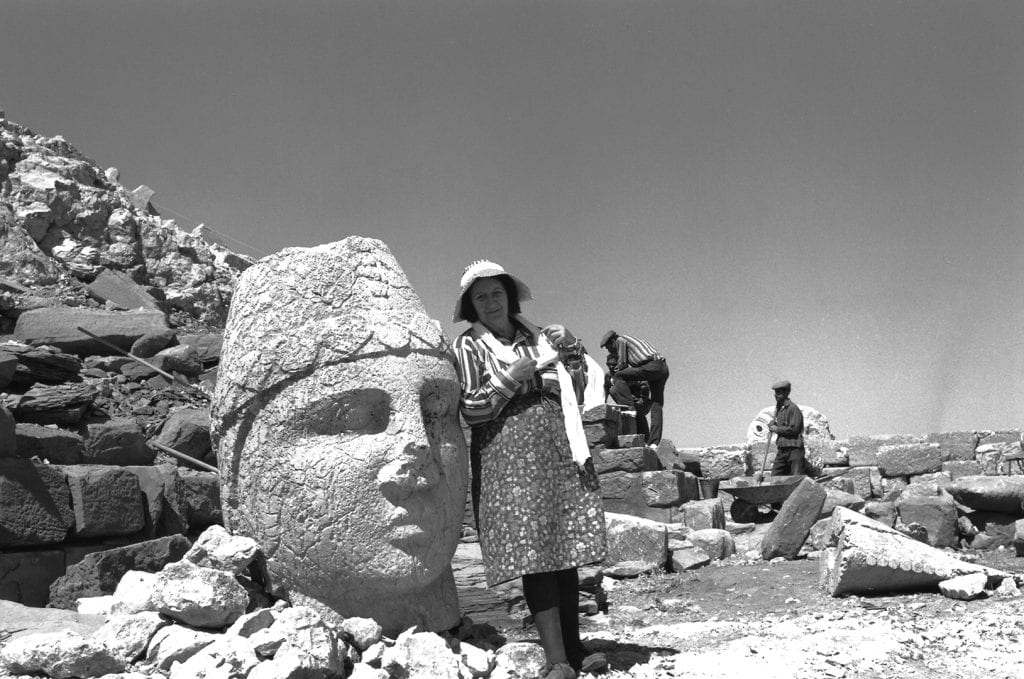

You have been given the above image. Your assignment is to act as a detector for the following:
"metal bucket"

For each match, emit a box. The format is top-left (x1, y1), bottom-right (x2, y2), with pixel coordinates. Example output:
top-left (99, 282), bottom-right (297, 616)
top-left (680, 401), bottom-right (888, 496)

top-left (698, 477), bottom-right (719, 500)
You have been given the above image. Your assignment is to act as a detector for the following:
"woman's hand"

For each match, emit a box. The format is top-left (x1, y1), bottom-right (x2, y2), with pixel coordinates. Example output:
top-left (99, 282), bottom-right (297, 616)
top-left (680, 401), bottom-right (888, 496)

top-left (508, 356), bottom-right (538, 382)
top-left (542, 324), bottom-right (577, 348)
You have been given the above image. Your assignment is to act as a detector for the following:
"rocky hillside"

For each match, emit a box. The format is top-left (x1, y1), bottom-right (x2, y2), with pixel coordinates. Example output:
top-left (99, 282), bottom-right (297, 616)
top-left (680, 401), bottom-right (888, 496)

top-left (0, 112), bottom-right (252, 335)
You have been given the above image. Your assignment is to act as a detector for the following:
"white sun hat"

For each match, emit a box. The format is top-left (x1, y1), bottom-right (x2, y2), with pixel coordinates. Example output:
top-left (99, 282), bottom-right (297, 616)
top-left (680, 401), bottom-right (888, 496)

top-left (452, 259), bottom-right (533, 322)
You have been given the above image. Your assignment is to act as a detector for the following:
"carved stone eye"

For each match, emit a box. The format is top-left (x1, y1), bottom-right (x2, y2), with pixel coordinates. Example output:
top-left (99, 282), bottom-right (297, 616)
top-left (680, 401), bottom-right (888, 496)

top-left (307, 388), bottom-right (391, 435)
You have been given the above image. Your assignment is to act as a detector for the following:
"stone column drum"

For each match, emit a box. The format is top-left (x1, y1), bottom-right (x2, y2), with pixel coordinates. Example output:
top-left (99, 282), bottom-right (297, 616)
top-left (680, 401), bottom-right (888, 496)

top-left (211, 237), bottom-right (468, 636)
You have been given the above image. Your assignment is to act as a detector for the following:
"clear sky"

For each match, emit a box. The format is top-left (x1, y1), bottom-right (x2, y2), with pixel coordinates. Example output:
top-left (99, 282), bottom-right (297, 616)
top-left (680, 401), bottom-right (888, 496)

top-left (3, 1), bottom-right (1022, 446)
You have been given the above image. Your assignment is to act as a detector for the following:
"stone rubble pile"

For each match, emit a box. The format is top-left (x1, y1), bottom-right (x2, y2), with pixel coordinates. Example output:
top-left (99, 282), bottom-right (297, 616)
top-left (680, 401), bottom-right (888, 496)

top-left (0, 524), bottom-right (557, 679)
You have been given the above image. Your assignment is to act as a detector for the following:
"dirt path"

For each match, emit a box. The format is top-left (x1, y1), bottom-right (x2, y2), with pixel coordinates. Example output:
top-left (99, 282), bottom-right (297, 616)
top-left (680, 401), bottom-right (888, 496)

top-left (506, 552), bottom-right (1024, 679)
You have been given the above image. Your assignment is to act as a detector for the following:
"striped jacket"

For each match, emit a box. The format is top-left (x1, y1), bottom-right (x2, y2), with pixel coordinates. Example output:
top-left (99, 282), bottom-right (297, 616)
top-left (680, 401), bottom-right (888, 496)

top-left (611, 334), bottom-right (664, 372)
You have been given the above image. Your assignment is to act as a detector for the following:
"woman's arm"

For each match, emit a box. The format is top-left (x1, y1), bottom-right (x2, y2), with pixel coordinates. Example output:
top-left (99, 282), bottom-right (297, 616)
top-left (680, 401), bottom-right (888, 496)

top-left (452, 334), bottom-right (525, 426)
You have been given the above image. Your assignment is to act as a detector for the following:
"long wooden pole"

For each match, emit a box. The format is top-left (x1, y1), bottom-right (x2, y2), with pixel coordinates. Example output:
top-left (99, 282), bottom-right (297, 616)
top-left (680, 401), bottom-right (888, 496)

top-left (150, 441), bottom-right (219, 473)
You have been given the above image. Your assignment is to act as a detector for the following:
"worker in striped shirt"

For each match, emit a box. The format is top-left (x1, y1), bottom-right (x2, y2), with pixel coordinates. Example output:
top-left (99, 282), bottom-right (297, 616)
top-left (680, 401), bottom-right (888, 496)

top-left (600, 330), bottom-right (670, 446)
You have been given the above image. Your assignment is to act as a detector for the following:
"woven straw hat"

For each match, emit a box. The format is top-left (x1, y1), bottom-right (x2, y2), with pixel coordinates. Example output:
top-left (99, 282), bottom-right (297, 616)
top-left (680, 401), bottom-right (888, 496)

top-left (452, 260), bottom-right (532, 322)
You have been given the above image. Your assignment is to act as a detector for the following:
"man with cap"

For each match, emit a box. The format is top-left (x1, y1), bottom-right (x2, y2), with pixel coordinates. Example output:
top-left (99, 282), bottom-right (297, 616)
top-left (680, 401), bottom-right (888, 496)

top-left (769, 380), bottom-right (805, 476)
top-left (600, 330), bottom-right (669, 446)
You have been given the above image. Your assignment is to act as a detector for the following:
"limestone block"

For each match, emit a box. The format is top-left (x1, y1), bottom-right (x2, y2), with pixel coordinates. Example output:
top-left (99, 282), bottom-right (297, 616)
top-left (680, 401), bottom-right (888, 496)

top-left (877, 443), bottom-right (944, 477)
top-left (670, 544), bottom-right (712, 571)
top-left (250, 606), bottom-right (345, 679)
top-left (47, 535), bottom-right (191, 610)
top-left (91, 611), bottom-right (168, 663)
top-left (599, 471), bottom-right (677, 522)
top-left (592, 446), bottom-right (658, 473)
top-left (62, 465), bottom-right (145, 538)
top-left (155, 560), bottom-right (249, 629)
top-left (338, 617), bottom-right (383, 652)
top-left (169, 634), bottom-right (259, 679)
top-left (0, 549), bottom-right (64, 606)
top-left (845, 435), bottom-right (922, 468)
top-left (662, 443), bottom-right (701, 475)
top-left (820, 507), bottom-right (1008, 596)
top-left (0, 459), bottom-right (73, 547)
top-left (14, 423), bottom-right (83, 463)
top-left (819, 488), bottom-right (866, 521)
top-left (863, 501), bottom-right (897, 528)
top-left (942, 460), bottom-right (984, 480)
top-left (938, 572), bottom-right (988, 601)
top-left (0, 631), bottom-right (125, 679)
top-left (947, 475), bottom-right (1024, 514)
top-left (673, 498), bottom-right (725, 531)
top-left (14, 307), bottom-right (169, 357)
top-left (617, 434), bottom-right (646, 448)
top-left (603, 512), bottom-right (668, 567)
top-left (879, 476), bottom-right (908, 501)
top-left (699, 446), bottom-right (749, 480)
top-left (845, 466), bottom-right (882, 499)
top-left (925, 431), bottom-right (979, 462)
top-left (183, 524), bottom-right (259, 574)
top-left (213, 238), bottom-right (468, 637)
top-left (81, 418), bottom-right (154, 465)
top-left (894, 491), bottom-right (957, 548)
top-left (688, 528), bottom-right (735, 560)
top-left (909, 471), bottom-right (952, 491)
top-left (145, 625), bottom-right (219, 672)
top-left (111, 570), bottom-right (160, 614)
top-left (761, 477), bottom-right (827, 560)
top-left (492, 642), bottom-right (547, 679)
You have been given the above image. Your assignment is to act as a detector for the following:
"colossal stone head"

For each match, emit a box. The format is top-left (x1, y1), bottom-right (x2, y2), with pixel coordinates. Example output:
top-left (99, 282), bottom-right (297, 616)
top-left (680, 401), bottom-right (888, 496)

top-left (212, 237), bottom-right (468, 635)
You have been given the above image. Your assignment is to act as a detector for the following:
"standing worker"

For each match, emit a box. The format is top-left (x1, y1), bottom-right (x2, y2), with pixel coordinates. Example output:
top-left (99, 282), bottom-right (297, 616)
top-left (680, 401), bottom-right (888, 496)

top-left (600, 330), bottom-right (669, 446)
top-left (769, 379), bottom-right (805, 476)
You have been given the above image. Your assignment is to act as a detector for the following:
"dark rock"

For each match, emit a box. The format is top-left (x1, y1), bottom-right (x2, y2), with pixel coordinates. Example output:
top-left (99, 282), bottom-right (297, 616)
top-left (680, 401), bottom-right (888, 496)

top-left (760, 477), bottom-right (827, 560)
top-left (80, 418), bottom-right (154, 465)
top-left (62, 465), bottom-right (146, 538)
top-left (14, 307), bottom-right (169, 356)
top-left (151, 408), bottom-right (212, 463)
top-left (0, 459), bottom-right (73, 547)
top-left (4, 382), bottom-right (97, 425)
top-left (129, 330), bottom-right (176, 358)
top-left (0, 404), bottom-right (15, 457)
top-left (48, 534), bottom-right (191, 610)
top-left (0, 549), bottom-right (65, 606)
top-left (176, 333), bottom-right (222, 365)
top-left (13, 422), bottom-right (84, 463)
top-left (86, 268), bottom-right (161, 311)
top-left (0, 342), bottom-right (82, 388)
top-left (177, 470), bottom-right (222, 530)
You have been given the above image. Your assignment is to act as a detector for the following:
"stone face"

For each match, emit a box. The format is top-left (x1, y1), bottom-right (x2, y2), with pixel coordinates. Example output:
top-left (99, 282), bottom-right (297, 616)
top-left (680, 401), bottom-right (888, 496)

top-left (761, 477), bottom-right (827, 560)
top-left (14, 307), bottom-right (170, 356)
top-left (0, 459), bottom-right (73, 547)
top-left (876, 442), bottom-right (944, 477)
top-left (820, 507), bottom-right (1008, 597)
top-left (947, 475), bottom-right (1024, 514)
top-left (212, 238), bottom-right (468, 637)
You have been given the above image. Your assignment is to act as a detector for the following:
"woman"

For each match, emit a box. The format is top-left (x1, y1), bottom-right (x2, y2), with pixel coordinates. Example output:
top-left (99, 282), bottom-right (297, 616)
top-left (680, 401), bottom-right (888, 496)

top-left (451, 260), bottom-right (608, 679)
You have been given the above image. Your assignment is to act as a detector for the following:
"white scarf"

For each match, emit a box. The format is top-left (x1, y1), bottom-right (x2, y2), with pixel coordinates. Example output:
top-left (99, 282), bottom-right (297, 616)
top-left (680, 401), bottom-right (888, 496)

top-left (471, 315), bottom-right (591, 468)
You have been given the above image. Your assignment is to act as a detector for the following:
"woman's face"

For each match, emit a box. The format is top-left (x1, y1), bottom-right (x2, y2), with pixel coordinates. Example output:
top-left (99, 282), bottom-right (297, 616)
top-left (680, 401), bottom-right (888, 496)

top-left (237, 348), bottom-right (467, 600)
top-left (468, 276), bottom-right (510, 328)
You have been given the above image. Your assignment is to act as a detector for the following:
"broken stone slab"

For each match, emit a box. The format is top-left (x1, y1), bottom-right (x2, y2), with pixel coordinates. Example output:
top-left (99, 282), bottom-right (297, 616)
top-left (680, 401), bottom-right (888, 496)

top-left (603, 512), bottom-right (668, 568)
top-left (698, 446), bottom-right (750, 480)
top-left (942, 459), bottom-right (984, 480)
top-left (820, 507), bottom-right (1009, 596)
top-left (0, 600), bottom-right (105, 646)
top-left (176, 469), bottom-right (222, 530)
top-left (963, 511), bottom-right (1019, 550)
top-left (380, 628), bottom-right (461, 679)
top-left (0, 342), bottom-right (82, 388)
top-left (894, 489), bottom-right (958, 547)
top-left (862, 501), bottom-right (897, 527)
top-left (0, 458), bottom-right (73, 548)
top-left (819, 488), bottom-right (866, 520)
top-left (877, 442), bottom-right (944, 477)
top-left (687, 528), bottom-right (735, 560)
top-left (14, 307), bottom-right (169, 356)
top-left (599, 471), bottom-right (685, 522)
top-left (761, 477), bottom-right (827, 560)
top-left (845, 466), bottom-right (883, 499)
top-left (249, 606), bottom-right (346, 679)
top-left (845, 435), bottom-right (923, 468)
top-left (4, 382), bottom-right (97, 425)
top-left (85, 267), bottom-right (161, 311)
top-left (145, 624), bottom-right (220, 672)
top-left (176, 332), bottom-right (223, 364)
top-left (151, 344), bottom-right (203, 376)
top-left (121, 463), bottom-right (185, 538)
top-left (151, 407), bottom-right (212, 463)
top-left (946, 475), bottom-right (1024, 514)
top-left (670, 543), bottom-right (712, 571)
top-left (925, 431), bottom-right (980, 462)
top-left (48, 534), bottom-right (191, 610)
top-left (168, 634), bottom-right (260, 679)
top-left (938, 572), bottom-right (988, 601)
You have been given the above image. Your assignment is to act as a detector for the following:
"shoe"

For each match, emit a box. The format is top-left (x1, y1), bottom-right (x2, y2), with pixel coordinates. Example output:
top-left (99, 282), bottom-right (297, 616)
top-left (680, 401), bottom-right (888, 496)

top-left (568, 645), bottom-right (609, 675)
top-left (543, 662), bottom-right (577, 679)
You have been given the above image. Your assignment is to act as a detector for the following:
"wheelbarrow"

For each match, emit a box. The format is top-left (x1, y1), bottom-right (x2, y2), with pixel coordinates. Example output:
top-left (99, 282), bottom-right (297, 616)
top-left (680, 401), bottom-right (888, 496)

top-left (719, 475), bottom-right (805, 523)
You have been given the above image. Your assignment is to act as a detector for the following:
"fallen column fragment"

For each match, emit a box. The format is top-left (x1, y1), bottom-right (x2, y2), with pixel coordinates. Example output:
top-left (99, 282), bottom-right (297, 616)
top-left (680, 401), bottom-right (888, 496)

top-left (820, 507), bottom-right (1010, 597)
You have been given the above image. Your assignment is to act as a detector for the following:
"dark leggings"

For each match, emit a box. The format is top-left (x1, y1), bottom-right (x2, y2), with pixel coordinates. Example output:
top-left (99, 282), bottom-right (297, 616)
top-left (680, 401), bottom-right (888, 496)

top-left (522, 568), bottom-right (585, 666)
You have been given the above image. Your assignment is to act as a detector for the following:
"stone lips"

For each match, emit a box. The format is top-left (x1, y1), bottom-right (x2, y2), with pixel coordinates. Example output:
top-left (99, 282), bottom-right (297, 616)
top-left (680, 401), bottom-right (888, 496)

top-left (212, 236), bottom-right (469, 636)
